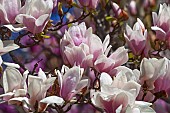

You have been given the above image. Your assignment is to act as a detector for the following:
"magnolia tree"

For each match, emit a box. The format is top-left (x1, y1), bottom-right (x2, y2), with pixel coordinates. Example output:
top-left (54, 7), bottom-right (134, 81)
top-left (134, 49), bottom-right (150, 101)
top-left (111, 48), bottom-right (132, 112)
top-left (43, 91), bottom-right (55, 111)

top-left (0, 0), bottom-right (170, 113)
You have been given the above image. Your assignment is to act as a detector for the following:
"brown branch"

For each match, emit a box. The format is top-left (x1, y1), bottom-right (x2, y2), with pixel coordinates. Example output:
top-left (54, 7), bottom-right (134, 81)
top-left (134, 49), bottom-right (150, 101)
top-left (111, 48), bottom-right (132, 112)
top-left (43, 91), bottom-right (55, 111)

top-left (49, 11), bottom-right (90, 31)
top-left (14, 32), bottom-right (41, 48)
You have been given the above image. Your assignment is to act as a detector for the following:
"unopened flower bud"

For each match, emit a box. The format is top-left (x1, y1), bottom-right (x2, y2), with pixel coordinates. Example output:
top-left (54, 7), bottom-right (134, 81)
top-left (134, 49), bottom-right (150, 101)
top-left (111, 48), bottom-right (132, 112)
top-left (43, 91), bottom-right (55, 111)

top-left (58, 2), bottom-right (63, 16)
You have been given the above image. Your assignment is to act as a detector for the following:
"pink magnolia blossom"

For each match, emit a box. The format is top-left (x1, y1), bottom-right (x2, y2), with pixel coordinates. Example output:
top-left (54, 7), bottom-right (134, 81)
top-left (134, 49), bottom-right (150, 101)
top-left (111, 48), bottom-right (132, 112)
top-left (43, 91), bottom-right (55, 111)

top-left (94, 44), bottom-right (128, 75)
top-left (140, 57), bottom-right (168, 90)
top-left (111, 2), bottom-right (122, 18)
top-left (56, 65), bottom-right (88, 101)
top-left (61, 23), bottom-right (128, 72)
top-left (63, 44), bottom-right (93, 68)
top-left (9, 68), bottom-right (57, 112)
top-left (15, 0), bottom-right (54, 34)
top-left (129, 0), bottom-right (137, 15)
top-left (151, 3), bottom-right (170, 47)
top-left (78, 0), bottom-right (99, 9)
top-left (125, 101), bottom-right (155, 113)
top-left (60, 22), bottom-right (104, 67)
top-left (0, 67), bottom-right (28, 102)
top-left (91, 72), bottom-right (141, 113)
top-left (154, 59), bottom-right (170, 92)
top-left (111, 66), bottom-right (140, 82)
top-left (27, 68), bottom-right (56, 106)
top-left (0, 0), bottom-right (21, 24)
top-left (0, 67), bottom-right (58, 112)
top-left (124, 18), bottom-right (148, 56)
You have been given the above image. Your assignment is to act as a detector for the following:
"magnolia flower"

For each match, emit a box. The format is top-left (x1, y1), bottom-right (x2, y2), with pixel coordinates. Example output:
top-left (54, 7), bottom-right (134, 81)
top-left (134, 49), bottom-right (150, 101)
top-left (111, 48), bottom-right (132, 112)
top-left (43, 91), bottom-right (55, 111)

top-left (0, 40), bottom-right (19, 56)
top-left (154, 60), bottom-right (170, 92)
top-left (111, 2), bottom-right (122, 18)
top-left (111, 66), bottom-right (140, 82)
top-left (140, 57), bottom-right (168, 90)
top-left (94, 45), bottom-right (128, 75)
top-left (64, 22), bottom-right (88, 46)
top-left (78, 0), bottom-right (99, 9)
top-left (129, 0), bottom-right (137, 15)
top-left (39, 96), bottom-right (64, 112)
top-left (0, 0), bottom-right (21, 24)
top-left (63, 44), bottom-right (94, 68)
top-left (60, 22), bottom-right (104, 66)
top-left (61, 23), bottom-right (128, 73)
top-left (151, 3), bottom-right (170, 44)
top-left (125, 101), bottom-right (156, 113)
top-left (62, 24), bottom-right (128, 72)
top-left (124, 18), bottom-right (148, 56)
top-left (4, 68), bottom-right (57, 112)
top-left (56, 65), bottom-right (88, 101)
top-left (0, 67), bottom-right (28, 101)
top-left (27, 68), bottom-right (56, 105)
top-left (143, 0), bottom-right (156, 9)
top-left (15, 0), bottom-right (54, 34)
top-left (91, 72), bottom-right (141, 113)
top-left (91, 89), bottom-right (129, 113)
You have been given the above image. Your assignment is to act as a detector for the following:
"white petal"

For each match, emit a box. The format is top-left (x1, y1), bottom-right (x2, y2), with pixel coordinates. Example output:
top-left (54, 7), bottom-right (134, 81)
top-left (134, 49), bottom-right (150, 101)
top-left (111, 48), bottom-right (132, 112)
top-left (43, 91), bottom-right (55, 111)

top-left (100, 72), bottom-right (112, 86)
top-left (151, 26), bottom-right (166, 34)
top-left (38, 68), bottom-right (47, 81)
top-left (75, 79), bottom-right (88, 91)
top-left (3, 67), bottom-right (23, 93)
top-left (3, 24), bottom-right (26, 32)
top-left (40, 96), bottom-right (64, 106)
top-left (3, 62), bottom-right (20, 68)
top-left (103, 35), bottom-right (110, 52)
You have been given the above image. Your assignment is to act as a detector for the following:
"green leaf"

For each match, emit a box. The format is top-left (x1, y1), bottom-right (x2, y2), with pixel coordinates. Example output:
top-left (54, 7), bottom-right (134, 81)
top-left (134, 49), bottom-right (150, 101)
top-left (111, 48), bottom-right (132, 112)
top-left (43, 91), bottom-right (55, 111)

top-left (41, 35), bottom-right (50, 39)
top-left (105, 16), bottom-right (116, 21)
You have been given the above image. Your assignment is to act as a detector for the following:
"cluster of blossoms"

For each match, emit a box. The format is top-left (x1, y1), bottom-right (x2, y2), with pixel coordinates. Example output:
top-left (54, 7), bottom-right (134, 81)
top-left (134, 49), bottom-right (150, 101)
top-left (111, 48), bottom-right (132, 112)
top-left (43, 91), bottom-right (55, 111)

top-left (0, 0), bottom-right (170, 113)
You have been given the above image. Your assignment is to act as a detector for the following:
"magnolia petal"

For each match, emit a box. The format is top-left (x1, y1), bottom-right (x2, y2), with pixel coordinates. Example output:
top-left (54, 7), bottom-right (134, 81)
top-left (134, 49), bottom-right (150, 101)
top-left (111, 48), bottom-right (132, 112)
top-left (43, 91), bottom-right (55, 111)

top-left (40, 96), bottom-right (64, 106)
top-left (61, 66), bottom-right (81, 100)
top-left (140, 58), bottom-right (155, 80)
top-left (3, 0), bottom-right (21, 23)
top-left (81, 54), bottom-right (93, 68)
top-left (3, 62), bottom-right (20, 68)
top-left (3, 67), bottom-right (23, 93)
top-left (38, 68), bottom-right (47, 81)
top-left (3, 24), bottom-right (26, 32)
top-left (14, 89), bottom-right (27, 97)
top-left (35, 14), bottom-right (49, 27)
top-left (103, 35), bottom-right (110, 52)
top-left (109, 46), bottom-right (128, 67)
top-left (151, 26), bottom-right (166, 34)
top-left (0, 40), bottom-right (19, 55)
top-left (43, 77), bottom-right (56, 90)
top-left (0, 4), bottom-right (9, 24)
top-left (75, 79), bottom-right (88, 91)
top-left (8, 97), bottom-right (29, 106)
top-left (28, 77), bottom-right (42, 105)
top-left (0, 92), bottom-right (14, 101)
top-left (125, 24), bottom-right (133, 37)
top-left (137, 18), bottom-right (145, 30)
top-left (122, 81), bottom-right (141, 97)
top-left (56, 69), bottom-right (63, 88)
top-left (0, 56), bottom-right (2, 65)
top-left (152, 12), bottom-right (158, 26)
top-left (100, 72), bottom-right (112, 86)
